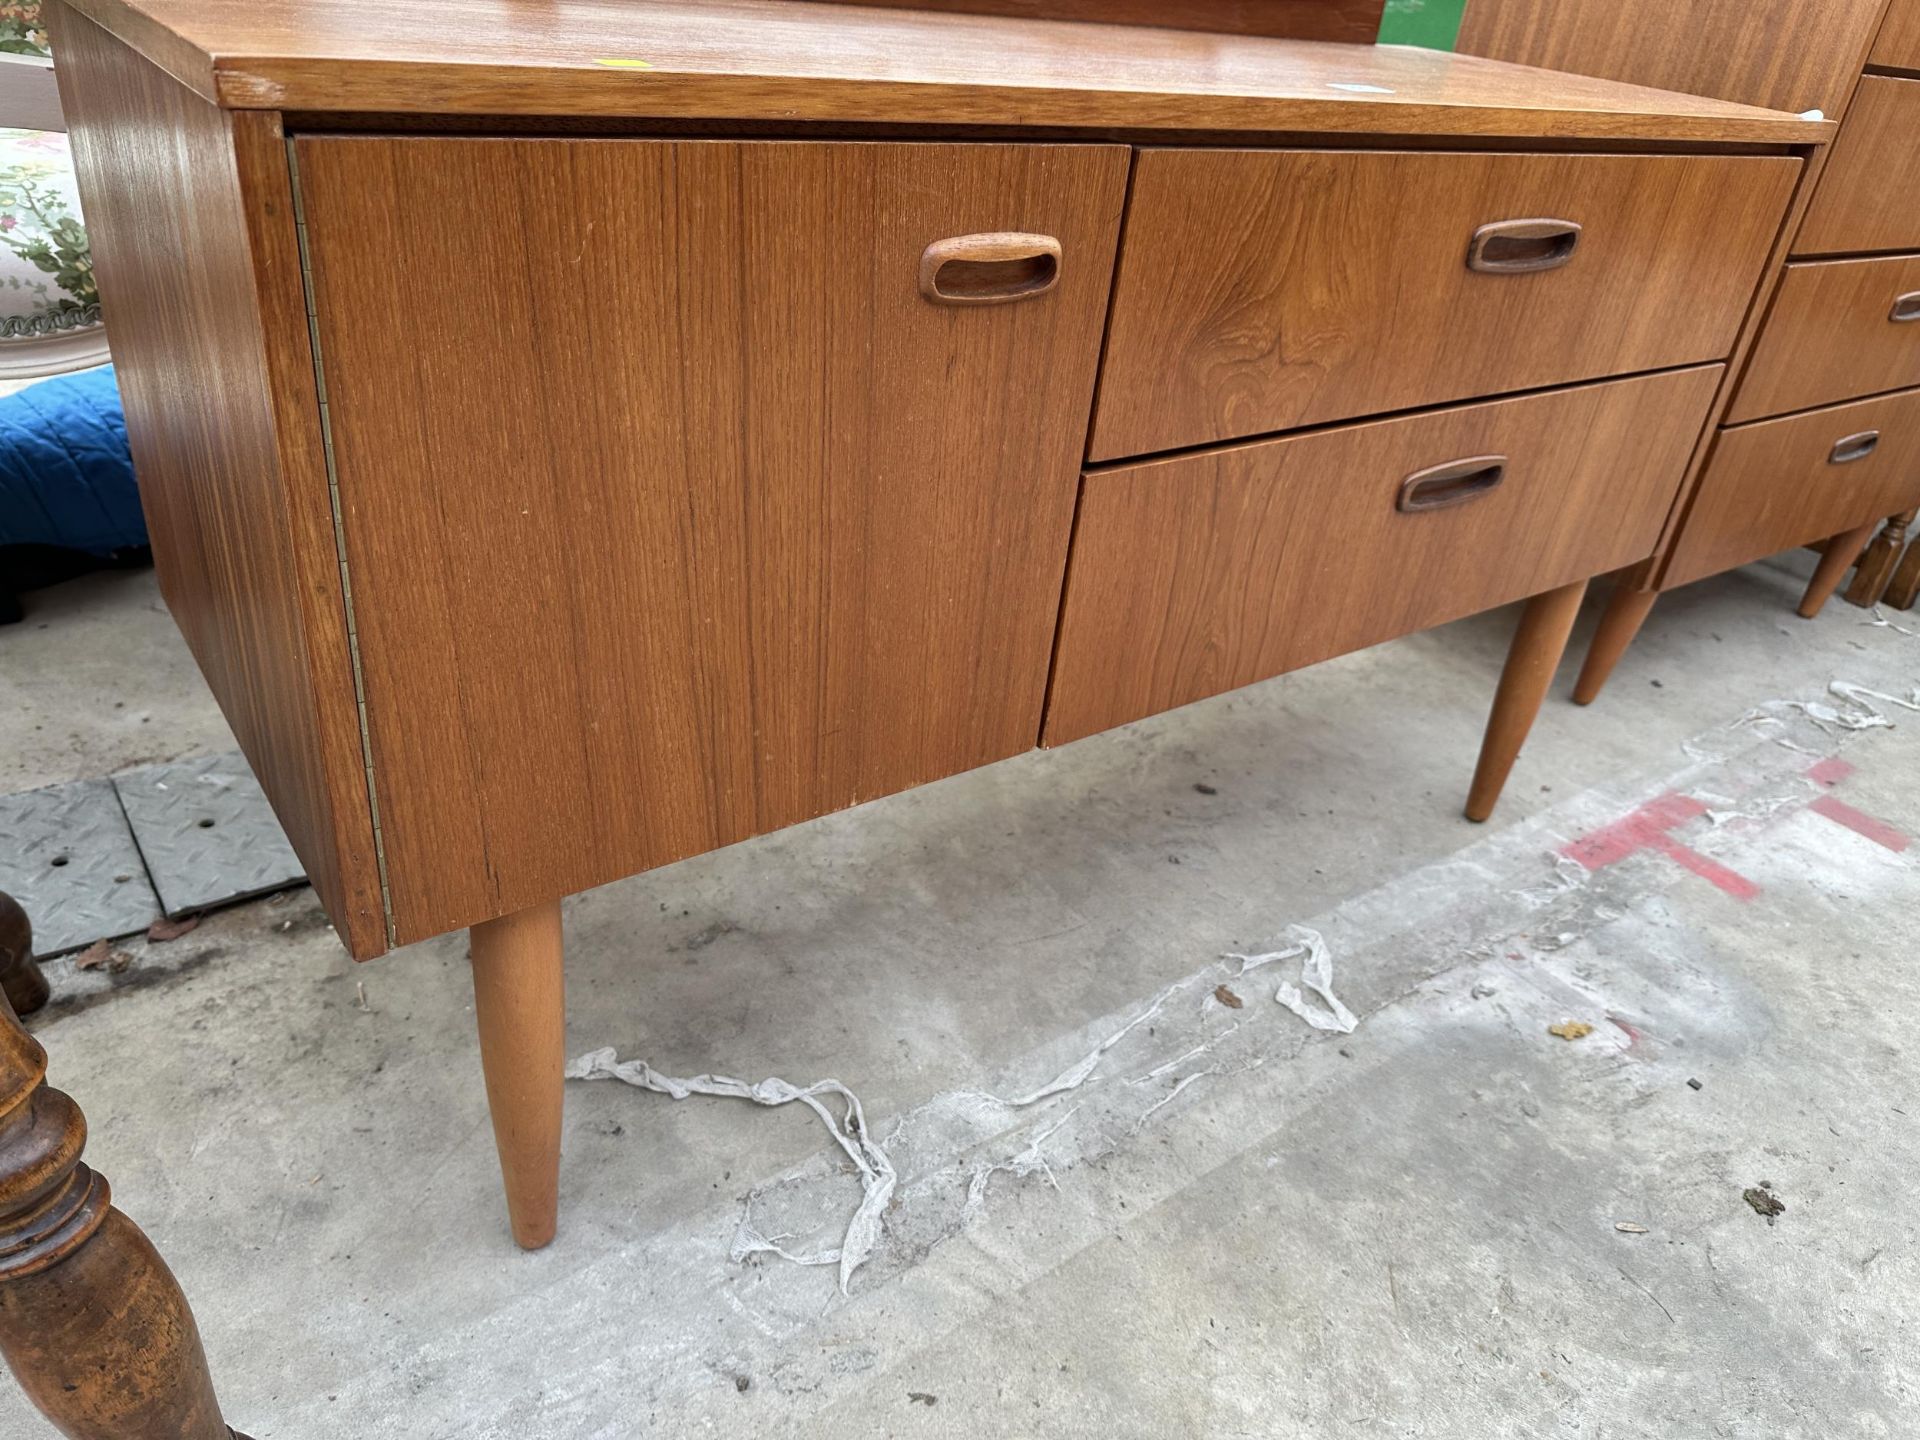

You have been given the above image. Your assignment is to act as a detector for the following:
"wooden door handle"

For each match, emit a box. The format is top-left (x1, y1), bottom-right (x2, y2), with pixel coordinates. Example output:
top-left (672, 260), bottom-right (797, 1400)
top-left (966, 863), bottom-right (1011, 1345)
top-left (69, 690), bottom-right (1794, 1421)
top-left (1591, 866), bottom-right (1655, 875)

top-left (1397, 455), bottom-right (1507, 512)
top-left (919, 233), bottom-right (1061, 305)
top-left (1829, 430), bottom-right (1880, 464)
top-left (1890, 291), bottom-right (1920, 323)
top-left (1466, 218), bottom-right (1582, 274)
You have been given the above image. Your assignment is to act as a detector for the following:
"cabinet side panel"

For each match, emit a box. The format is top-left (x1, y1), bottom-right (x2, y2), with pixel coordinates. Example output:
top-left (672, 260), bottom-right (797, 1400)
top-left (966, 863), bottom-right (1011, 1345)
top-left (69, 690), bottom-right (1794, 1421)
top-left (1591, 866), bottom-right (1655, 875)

top-left (49, 2), bottom-right (386, 956)
top-left (1874, 0), bottom-right (1920, 70)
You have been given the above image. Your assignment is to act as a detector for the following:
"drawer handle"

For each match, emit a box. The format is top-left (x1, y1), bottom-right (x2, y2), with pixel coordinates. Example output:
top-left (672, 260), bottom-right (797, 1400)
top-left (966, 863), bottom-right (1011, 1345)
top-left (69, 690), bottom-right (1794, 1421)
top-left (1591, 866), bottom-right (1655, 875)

top-left (1397, 455), bottom-right (1508, 513)
top-left (1829, 430), bottom-right (1880, 464)
top-left (1890, 291), bottom-right (1920, 323)
top-left (1466, 218), bottom-right (1582, 275)
top-left (919, 233), bottom-right (1062, 305)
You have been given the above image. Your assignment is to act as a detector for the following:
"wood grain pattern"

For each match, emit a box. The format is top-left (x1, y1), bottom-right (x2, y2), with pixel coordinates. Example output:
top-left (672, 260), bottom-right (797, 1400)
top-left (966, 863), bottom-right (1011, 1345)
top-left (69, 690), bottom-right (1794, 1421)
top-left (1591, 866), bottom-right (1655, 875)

top-left (0, 963), bottom-right (245, 1438)
top-left (809, 0), bottom-right (1386, 42)
top-left (58, 0), bottom-right (1830, 143)
top-left (1458, 0), bottom-right (1887, 117)
top-left (1846, 508), bottom-right (1916, 605)
top-left (1663, 389), bottom-right (1920, 588)
top-left (48, 2), bottom-right (387, 957)
top-left (1871, 0), bottom-right (1920, 72)
top-left (1620, 127), bottom-right (1841, 586)
top-left (1794, 77), bottom-right (1920, 256)
top-left (1046, 366), bottom-right (1722, 745)
top-left (469, 902), bottom-right (565, 1251)
top-left (1571, 584), bottom-right (1660, 704)
top-left (1092, 150), bottom-right (1793, 459)
top-left (0, 893), bottom-right (47, 1019)
top-left (295, 136), bottom-right (1127, 943)
top-left (1884, 523), bottom-right (1920, 609)
top-left (1463, 577), bottom-right (1587, 823)
top-left (1797, 519), bottom-right (1882, 618)
top-left (1729, 255), bottom-right (1920, 422)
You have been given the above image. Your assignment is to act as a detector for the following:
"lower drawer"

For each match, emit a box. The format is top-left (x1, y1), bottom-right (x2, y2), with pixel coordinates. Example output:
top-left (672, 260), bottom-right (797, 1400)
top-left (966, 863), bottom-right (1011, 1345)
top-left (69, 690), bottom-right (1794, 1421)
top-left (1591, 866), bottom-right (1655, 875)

top-left (1664, 390), bottom-right (1920, 588)
top-left (1044, 366), bottom-right (1721, 745)
top-left (1728, 255), bottom-right (1920, 422)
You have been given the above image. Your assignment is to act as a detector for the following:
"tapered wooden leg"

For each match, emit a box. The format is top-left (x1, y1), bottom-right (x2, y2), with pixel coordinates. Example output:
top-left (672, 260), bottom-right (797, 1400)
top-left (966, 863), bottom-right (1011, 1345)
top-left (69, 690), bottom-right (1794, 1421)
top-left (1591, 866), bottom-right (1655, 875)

top-left (0, 892), bottom-right (48, 1018)
top-left (1844, 508), bottom-right (1915, 608)
top-left (1886, 528), bottom-right (1920, 611)
top-left (1466, 579), bottom-right (1589, 823)
top-left (1798, 520), bottom-right (1881, 619)
top-left (469, 901), bottom-right (565, 1251)
top-left (1571, 584), bottom-right (1659, 706)
top-left (0, 893), bottom-right (247, 1439)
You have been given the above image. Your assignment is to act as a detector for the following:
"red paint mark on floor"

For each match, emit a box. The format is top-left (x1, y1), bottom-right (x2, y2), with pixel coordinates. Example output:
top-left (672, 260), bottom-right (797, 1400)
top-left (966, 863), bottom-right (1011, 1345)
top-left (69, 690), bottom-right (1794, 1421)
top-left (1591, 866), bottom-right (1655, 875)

top-left (1809, 794), bottom-right (1911, 852)
top-left (1804, 757), bottom-right (1911, 851)
top-left (1807, 757), bottom-right (1855, 787)
top-left (1607, 1015), bottom-right (1645, 1052)
top-left (1561, 791), bottom-right (1760, 900)
top-left (1657, 844), bottom-right (1764, 900)
top-left (1563, 793), bottom-right (1706, 866)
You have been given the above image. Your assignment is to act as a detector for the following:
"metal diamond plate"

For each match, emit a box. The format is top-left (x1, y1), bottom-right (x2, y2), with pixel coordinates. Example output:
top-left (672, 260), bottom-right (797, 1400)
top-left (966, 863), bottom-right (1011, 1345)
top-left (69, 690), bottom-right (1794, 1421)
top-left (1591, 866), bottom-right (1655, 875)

top-left (113, 752), bottom-right (306, 917)
top-left (0, 778), bottom-right (162, 956)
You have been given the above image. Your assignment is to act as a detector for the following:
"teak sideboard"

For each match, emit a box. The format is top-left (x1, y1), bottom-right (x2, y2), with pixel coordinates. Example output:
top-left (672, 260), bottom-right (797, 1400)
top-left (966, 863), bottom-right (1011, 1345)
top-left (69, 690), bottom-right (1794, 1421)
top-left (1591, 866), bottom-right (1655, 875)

top-left (49, 0), bottom-right (1827, 1250)
top-left (1462, 0), bottom-right (1920, 694)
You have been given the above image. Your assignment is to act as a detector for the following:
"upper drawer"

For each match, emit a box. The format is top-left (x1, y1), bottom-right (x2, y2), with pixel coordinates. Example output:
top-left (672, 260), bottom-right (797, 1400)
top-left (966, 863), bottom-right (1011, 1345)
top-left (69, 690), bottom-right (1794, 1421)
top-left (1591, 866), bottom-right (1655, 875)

top-left (1048, 365), bottom-right (1721, 746)
top-left (1872, 0), bottom-right (1920, 71)
top-left (1090, 149), bottom-right (1794, 459)
top-left (1729, 254), bottom-right (1920, 422)
top-left (1796, 78), bottom-right (1920, 256)
top-left (1665, 389), bottom-right (1920, 588)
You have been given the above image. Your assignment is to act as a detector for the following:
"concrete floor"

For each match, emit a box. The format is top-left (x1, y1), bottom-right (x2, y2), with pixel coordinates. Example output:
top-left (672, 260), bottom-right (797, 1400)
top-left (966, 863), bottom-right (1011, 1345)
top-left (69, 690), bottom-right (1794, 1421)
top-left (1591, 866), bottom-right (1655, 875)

top-left (0, 558), bottom-right (1915, 1438)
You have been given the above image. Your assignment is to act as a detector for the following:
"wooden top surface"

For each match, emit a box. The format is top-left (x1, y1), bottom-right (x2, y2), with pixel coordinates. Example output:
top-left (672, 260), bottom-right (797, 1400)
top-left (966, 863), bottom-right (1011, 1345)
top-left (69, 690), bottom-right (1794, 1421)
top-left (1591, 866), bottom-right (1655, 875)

top-left (62, 0), bottom-right (1830, 143)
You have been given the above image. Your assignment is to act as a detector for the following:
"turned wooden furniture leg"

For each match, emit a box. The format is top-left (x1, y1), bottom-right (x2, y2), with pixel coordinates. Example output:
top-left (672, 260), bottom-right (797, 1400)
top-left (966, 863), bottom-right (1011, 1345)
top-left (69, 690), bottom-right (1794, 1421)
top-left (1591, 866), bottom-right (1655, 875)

top-left (1465, 578), bottom-right (1589, 823)
top-left (1885, 526), bottom-right (1920, 611)
top-left (1571, 583), bottom-right (1659, 706)
top-left (1798, 519), bottom-right (1881, 619)
top-left (1843, 508), bottom-right (1915, 609)
top-left (0, 892), bottom-right (49, 1019)
top-left (0, 894), bottom-right (248, 1440)
top-left (469, 901), bottom-right (565, 1251)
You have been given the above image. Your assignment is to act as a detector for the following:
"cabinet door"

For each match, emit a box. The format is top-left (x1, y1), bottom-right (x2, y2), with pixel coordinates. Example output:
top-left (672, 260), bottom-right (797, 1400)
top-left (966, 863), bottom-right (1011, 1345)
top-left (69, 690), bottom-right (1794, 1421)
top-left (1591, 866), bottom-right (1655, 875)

top-left (295, 137), bottom-right (1127, 942)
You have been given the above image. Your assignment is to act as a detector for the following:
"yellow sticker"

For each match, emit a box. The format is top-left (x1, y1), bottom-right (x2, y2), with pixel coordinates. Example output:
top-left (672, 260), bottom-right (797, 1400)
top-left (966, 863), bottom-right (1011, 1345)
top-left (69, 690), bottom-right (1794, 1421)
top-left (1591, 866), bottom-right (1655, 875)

top-left (593, 57), bottom-right (654, 69)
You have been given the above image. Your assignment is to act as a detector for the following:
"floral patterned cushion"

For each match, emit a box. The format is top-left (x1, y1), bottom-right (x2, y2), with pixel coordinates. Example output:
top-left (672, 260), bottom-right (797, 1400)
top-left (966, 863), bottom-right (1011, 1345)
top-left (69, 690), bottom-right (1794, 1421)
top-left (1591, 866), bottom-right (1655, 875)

top-left (0, 127), bottom-right (96, 340)
top-left (0, 2), bottom-right (48, 59)
top-left (0, 1), bottom-right (100, 366)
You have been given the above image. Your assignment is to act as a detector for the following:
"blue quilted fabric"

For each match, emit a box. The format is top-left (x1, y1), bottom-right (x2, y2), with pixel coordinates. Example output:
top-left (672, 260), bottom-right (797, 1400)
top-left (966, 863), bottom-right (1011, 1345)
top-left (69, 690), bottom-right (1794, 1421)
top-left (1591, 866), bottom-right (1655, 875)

top-left (0, 365), bottom-right (142, 556)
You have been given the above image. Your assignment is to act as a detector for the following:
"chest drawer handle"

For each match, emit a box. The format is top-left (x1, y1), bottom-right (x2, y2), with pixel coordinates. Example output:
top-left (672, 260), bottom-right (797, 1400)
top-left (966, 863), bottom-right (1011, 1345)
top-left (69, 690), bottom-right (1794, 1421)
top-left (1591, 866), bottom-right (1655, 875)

top-left (1829, 430), bottom-right (1880, 464)
top-left (919, 233), bottom-right (1061, 305)
top-left (1890, 292), bottom-right (1920, 323)
top-left (1466, 218), bottom-right (1582, 275)
top-left (1398, 455), bottom-right (1507, 513)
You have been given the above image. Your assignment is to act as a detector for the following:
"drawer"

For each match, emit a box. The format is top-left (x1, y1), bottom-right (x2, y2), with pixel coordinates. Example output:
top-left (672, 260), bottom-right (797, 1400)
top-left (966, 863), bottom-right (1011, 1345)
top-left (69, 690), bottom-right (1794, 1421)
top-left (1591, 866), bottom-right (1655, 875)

top-left (1664, 390), bottom-right (1920, 587)
top-left (1796, 78), bottom-right (1920, 256)
top-left (1046, 366), bottom-right (1721, 745)
top-left (1089, 149), bottom-right (1791, 459)
top-left (1872, 0), bottom-right (1920, 71)
top-left (1729, 254), bottom-right (1920, 421)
